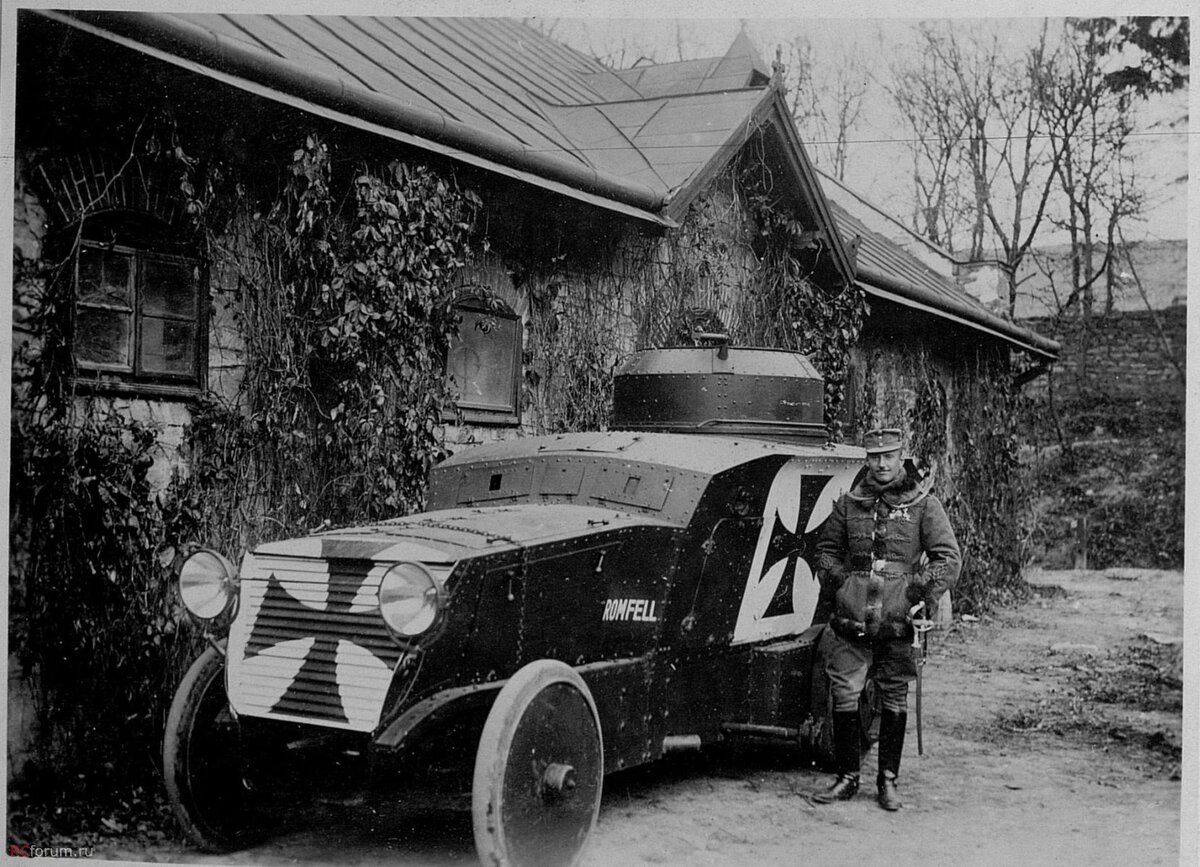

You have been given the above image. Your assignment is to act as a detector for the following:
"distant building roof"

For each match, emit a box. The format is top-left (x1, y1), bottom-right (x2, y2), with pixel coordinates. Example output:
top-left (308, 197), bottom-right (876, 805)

top-left (607, 31), bottom-right (772, 97)
top-left (1013, 241), bottom-right (1188, 318)
top-left (828, 199), bottom-right (1060, 359)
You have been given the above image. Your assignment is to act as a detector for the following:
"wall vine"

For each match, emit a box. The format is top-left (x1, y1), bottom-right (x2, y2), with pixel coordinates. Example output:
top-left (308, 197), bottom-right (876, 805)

top-left (9, 129), bottom-right (483, 830)
top-left (181, 136), bottom-right (481, 541)
top-left (735, 155), bottom-right (868, 438)
top-left (515, 157), bottom-right (867, 440)
top-left (9, 134), bottom-right (205, 823)
top-left (943, 355), bottom-right (1029, 610)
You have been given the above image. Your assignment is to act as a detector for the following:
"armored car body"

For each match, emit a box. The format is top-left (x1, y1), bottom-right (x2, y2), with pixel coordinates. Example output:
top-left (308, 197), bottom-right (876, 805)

top-left (165, 346), bottom-right (871, 867)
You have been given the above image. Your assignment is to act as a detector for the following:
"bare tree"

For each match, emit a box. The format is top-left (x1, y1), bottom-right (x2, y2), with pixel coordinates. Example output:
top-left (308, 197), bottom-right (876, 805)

top-left (524, 19), bottom-right (652, 70)
top-left (888, 21), bottom-right (1069, 313)
top-left (1044, 21), bottom-right (1145, 318)
top-left (773, 36), bottom-right (870, 181)
top-left (523, 17), bottom-right (560, 39)
top-left (886, 41), bottom-right (972, 251)
top-left (673, 19), bottom-right (690, 63)
top-left (777, 36), bottom-right (820, 132)
top-left (887, 18), bottom-right (1179, 321)
top-left (824, 58), bottom-right (870, 180)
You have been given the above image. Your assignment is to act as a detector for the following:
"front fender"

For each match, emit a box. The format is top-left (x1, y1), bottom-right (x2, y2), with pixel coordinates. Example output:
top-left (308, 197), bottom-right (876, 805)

top-left (373, 680), bottom-right (504, 752)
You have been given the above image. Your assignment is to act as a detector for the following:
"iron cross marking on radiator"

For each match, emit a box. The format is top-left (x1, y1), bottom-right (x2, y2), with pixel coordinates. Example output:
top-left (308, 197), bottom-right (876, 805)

top-left (246, 561), bottom-right (392, 724)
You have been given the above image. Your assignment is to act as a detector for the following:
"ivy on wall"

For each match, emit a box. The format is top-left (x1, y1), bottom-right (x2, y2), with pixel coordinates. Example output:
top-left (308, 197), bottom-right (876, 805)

top-left (516, 151), bottom-right (868, 440)
top-left (9, 149), bottom-right (204, 820)
top-left (9, 130), bottom-right (482, 829)
top-left (943, 355), bottom-right (1029, 610)
top-left (519, 256), bottom-right (643, 434)
top-left (735, 159), bottom-right (866, 439)
top-left (177, 136), bottom-right (480, 550)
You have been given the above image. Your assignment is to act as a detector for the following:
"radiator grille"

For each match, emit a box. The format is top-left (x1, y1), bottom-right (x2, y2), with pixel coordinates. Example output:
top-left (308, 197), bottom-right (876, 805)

top-left (227, 555), bottom-right (407, 732)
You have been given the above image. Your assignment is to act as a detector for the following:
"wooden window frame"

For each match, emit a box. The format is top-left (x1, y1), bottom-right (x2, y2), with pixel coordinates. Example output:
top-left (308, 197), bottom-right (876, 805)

top-left (71, 232), bottom-right (206, 398)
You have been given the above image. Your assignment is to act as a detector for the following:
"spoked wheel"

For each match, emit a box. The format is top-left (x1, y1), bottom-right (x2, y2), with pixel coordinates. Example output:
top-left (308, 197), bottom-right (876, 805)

top-left (472, 660), bottom-right (604, 867)
top-left (163, 645), bottom-right (266, 851)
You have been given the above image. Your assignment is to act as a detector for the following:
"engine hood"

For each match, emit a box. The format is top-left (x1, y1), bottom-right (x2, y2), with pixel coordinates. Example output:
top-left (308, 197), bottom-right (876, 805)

top-left (252, 503), bottom-right (675, 564)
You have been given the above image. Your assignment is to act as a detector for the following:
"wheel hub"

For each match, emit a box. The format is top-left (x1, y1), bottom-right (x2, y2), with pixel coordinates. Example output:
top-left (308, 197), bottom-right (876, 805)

top-left (541, 762), bottom-right (577, 800)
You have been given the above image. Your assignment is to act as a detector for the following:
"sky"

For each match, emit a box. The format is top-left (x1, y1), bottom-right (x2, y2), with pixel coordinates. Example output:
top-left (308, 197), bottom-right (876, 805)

top-left (541, 15), bottom-right (1190, 248)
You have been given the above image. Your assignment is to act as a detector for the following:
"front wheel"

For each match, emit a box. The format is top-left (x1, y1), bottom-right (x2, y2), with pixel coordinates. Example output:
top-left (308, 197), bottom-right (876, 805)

top-left (472, 660), bottom-right (604, 867)
top-left (163, 645), bottom-right (266, 851)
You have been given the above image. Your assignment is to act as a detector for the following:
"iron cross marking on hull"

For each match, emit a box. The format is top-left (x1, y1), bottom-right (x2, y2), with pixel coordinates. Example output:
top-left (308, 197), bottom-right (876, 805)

top-left (245, 559), bottom-right (394, 724)
top-left (761, 474), bottom-right (832, 618)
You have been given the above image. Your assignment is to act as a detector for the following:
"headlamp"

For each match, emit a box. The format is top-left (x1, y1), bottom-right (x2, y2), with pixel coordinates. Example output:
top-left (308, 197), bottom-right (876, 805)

top-left (378, 562), bottom-right (442, 641)
top-left (178, 549), bottom-right (238, 620)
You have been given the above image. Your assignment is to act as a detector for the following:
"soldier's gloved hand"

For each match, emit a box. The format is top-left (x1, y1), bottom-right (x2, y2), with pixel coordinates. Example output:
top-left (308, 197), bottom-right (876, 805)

top-left (818, 553), bottom-right (846, 589)
top-left (819, 566), bottom-right (846, 591)
top-left (923, 592), bottom-right (942, 622)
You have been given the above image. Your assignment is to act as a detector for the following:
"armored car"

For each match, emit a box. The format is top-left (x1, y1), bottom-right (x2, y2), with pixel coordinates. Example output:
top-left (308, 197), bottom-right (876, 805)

top-left (165, 345), bottom-right (872, 867)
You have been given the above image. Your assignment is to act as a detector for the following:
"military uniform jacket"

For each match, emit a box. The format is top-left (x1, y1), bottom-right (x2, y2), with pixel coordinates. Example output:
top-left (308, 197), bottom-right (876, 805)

top-left (816, 468), bottom-right (961, 641)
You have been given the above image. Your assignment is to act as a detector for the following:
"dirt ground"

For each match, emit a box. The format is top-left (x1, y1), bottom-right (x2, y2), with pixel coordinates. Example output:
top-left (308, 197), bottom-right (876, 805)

top-left (98, 568), bottom-right (1185, 867)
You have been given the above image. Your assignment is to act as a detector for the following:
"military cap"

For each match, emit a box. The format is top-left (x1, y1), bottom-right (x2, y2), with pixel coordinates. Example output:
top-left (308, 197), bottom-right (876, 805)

top-left (863, 427), bottom-right (903, 454)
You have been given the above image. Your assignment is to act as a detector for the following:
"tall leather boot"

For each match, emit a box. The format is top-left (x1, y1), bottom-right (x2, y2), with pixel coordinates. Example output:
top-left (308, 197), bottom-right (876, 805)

top-left (812, 711), bottom-right (861, 803)
top-left (876, 708), bottom-right (907, 811)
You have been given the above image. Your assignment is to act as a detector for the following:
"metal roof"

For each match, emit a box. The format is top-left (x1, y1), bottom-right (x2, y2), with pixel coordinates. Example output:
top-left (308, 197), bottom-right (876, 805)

top-left (545, 89), bottom-right (768, 193)
top-left (168, 15), bottom-right (604, 164)
top-left (830, 201), bottom-right (1060, 359)
top-left (41, 11), bottom-right (784, 229)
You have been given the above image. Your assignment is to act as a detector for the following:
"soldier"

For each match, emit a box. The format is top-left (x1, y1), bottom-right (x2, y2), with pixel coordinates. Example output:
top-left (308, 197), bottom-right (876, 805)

top-left (811, 427), bottom-right (961, 810)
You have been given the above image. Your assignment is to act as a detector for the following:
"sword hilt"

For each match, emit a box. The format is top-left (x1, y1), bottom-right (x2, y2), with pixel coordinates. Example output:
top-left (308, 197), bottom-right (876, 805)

top-left (909, 602), bottom-right (934, 648)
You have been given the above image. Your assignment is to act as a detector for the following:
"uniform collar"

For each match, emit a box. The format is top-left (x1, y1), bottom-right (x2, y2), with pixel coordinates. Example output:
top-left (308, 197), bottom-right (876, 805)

top-left (850, 467), bottom-right (929, 506)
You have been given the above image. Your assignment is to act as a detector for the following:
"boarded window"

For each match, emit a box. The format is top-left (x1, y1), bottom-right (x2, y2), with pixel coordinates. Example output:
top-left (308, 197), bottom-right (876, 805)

top-left (446, 296), bottom-right (521, 424)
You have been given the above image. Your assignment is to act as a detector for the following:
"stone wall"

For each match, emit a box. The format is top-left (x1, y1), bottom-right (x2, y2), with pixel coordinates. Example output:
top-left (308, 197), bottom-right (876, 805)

top-left (1018, 307), bottom-right (1185, 570)
top-left (1021, 307), bottom-right (1186, 426)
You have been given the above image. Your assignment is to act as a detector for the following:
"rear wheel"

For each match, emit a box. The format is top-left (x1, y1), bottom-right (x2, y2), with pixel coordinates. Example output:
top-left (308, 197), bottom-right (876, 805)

top-left (163, 645), bottom-right (267, 851)
top-left (472, 660), bottom-right (604, 867)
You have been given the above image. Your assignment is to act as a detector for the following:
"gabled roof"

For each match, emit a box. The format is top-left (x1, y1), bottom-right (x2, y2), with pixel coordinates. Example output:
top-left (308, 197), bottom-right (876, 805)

top-left (541, 88), bottom-right (768, 195)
